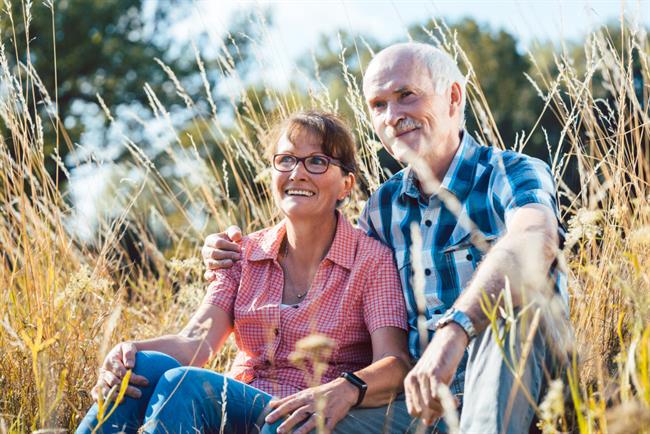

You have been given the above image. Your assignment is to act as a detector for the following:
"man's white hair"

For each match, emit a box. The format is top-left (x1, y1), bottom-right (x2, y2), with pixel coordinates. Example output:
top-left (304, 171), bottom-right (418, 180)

top-left (367, 42), bottom-right (467, 126)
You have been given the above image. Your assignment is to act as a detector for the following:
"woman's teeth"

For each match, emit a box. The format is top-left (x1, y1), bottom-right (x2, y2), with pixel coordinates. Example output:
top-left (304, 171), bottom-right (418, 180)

top-left (286, 189), bottom-right (315, 197)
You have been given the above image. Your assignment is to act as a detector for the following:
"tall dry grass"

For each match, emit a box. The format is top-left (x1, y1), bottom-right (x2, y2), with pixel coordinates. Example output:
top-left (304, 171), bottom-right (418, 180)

top-left (0, 3), bottom-right (649, 433)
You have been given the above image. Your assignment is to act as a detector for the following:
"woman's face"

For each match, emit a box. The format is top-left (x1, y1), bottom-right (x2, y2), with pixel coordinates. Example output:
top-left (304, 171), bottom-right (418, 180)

top-left (271, 129), bottom-right (354, 221)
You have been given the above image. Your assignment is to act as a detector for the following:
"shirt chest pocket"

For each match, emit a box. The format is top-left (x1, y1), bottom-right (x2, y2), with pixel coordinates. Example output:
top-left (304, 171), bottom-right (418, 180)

top-left (443, 234), bottom-right (498, 292)
top-left (394, 249), bottom-right (446, 316)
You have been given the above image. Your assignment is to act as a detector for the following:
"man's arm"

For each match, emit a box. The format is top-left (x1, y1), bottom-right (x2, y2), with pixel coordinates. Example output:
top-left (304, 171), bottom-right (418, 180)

top-left (404, 204), bottom-right (560, 424)
top-left (454, 203), bottom-right (559, 332)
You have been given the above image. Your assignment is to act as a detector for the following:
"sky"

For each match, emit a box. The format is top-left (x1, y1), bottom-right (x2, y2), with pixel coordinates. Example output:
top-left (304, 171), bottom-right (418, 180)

top-left (194, 1), bottom-right (646, 55)
top-left (180, 0), bottom-right (648, 88)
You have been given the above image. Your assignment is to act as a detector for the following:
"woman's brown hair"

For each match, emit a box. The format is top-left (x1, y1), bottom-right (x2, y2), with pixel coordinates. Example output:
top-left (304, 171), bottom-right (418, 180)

top-left (265, 111), bottom-right (357, 175)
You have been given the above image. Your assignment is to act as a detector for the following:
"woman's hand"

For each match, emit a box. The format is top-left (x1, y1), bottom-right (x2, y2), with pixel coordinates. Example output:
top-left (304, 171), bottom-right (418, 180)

top-left (264, 378), bottom-right (358, 434)
top-left (91, 342), bottom-right (149, 401)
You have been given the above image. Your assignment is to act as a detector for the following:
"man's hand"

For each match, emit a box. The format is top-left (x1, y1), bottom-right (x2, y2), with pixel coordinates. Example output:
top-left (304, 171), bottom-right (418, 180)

top-left (91, 342), bottom-right (149, 401)
top-left (201, 226), bottom-right (243, 280)
top-left (404, 324), bottom-right (466, 425)
top-left (264, 378), bottom-right (359, 434)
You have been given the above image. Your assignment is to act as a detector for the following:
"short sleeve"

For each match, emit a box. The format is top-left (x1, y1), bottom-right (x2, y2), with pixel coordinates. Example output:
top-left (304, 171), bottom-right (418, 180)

top-left (357, 201), bottom-right (377, 239)
top-left (202, 260), bottom-right (242, 315)
top-left (362, 246), bottom-right (408, 333)
top-left (497, 153), bottom-right (560, 225)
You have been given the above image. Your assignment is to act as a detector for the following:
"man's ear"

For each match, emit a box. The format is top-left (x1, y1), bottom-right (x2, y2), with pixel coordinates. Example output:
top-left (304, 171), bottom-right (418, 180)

top-left (449, 82), bottom-right (463, 116)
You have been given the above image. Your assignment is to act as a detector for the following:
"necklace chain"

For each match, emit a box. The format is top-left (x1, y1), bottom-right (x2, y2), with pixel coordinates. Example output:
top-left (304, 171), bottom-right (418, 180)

top-left (280, 238), bottom-right (308, 300)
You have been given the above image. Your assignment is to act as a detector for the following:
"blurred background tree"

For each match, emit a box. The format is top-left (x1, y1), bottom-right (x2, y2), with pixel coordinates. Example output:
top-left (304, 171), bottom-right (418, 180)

top-left (0, 0), bottom-right (261, 184)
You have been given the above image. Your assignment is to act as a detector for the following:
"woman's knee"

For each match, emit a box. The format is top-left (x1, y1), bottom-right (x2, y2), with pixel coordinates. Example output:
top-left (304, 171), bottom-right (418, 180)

top-left (156, 367), bottom-right (227, 398)
top-left (132, 351), bottom-right (182, 382)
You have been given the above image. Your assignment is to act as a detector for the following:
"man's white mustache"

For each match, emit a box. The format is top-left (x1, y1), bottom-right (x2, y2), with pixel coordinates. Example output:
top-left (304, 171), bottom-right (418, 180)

top-left (386, 118), bottom-right (423, 138)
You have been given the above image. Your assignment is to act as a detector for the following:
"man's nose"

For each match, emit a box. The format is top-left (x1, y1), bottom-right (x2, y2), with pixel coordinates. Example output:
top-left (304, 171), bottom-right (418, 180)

top-left (385, 102), bottom-right (402, 127)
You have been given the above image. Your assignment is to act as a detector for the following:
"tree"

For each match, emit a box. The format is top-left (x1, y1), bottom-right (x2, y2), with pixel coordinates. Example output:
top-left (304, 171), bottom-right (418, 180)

top-left (0, 0), bottom-right (259, 184)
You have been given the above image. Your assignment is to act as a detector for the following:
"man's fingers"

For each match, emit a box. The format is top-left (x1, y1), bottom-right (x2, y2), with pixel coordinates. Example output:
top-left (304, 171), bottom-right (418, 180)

top-left (419, 375), bottom-right (433, 409)
top-left (210, 248), bottom-right (240, 261)
top-left (121, 343), bottom-right (137, 369)
top-left (226, 225), bottom-right (243, 243)
top-left (203, 233), bottom-right (223, 248)
top-left (213, 237), bottom-right (241, 253)
top-left (404, 374), bottom-right (423, 417)
top-left (205, 259), bottom-right (234, 270)
top-left (420, 399), bottom-right (443, 426)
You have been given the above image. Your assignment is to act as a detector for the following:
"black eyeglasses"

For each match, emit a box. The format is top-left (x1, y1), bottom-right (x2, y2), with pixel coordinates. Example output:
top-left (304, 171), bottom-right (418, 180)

top-left (272, 153), bottom-right (350, 174)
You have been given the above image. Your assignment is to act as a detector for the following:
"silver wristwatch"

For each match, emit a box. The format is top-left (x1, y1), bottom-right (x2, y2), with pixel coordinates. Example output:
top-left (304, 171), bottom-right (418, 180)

top-left (434, 307), bottom-right (477, 341)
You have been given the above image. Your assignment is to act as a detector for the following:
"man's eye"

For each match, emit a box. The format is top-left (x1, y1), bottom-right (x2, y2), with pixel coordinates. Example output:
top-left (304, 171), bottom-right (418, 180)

top-left (371, 101), bottom-right (386, 109)
top-left (400, 91), bottom-right (413, 99)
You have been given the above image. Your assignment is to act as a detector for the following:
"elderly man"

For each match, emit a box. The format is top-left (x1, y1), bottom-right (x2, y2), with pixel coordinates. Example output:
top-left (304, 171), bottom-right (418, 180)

top-left (202, 42), bottom-right (568, 433)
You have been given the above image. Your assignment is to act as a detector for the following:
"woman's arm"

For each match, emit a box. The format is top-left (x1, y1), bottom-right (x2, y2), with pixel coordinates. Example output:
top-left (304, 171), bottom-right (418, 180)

top-left (264, 326), bottom-right (410, 434)
top-left (93, 304), bottom-right (232, 400)
top-left (346, 325), bottom-right (411, 406)
top-left (132, 304), bottom-right (233, 366)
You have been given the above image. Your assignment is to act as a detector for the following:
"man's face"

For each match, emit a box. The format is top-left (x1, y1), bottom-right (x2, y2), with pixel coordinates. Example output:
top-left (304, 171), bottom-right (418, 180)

top-left (363, 52), bottom-right (457, 164)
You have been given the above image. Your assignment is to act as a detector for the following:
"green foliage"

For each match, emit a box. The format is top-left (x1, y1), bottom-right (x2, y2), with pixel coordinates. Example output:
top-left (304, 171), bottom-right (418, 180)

top-left (0, 0), bottom-right (261, 184)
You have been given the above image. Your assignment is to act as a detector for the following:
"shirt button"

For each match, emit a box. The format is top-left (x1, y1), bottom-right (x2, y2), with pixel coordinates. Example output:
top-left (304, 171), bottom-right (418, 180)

top-left (425, 220), bottom-right (432, 227)
top-left (424, 268), bottom-right (431, 276)
top-left (466, 254), bottom-right (473, 261)
top-left (274, 328), bottom-right (279, 336)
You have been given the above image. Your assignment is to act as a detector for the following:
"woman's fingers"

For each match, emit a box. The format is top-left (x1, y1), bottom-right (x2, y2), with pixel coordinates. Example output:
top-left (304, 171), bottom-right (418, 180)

top-left (92, 382), bottom-right (143, 401)
top-left (103, 356), bottom-right (126, 378)
top-left (123, 384), bottom-right (143, 399)
top-left (121, 342), bottom-right (137, 369)
top-left (101, 369), bottom-right (122, 388)
top-left (265, 395), bottom-right (307, 423)
top-left (276, 405), bottom-right (313, 434)
top-left (128, 373), bottom-right (149, 387)
top-left (291, 412), bottom-right (319, 434)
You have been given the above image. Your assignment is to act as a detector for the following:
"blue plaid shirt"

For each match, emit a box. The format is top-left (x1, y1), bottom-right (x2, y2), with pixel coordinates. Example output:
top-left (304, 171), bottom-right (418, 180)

top-left (359, 131), bottom-right (567, 366)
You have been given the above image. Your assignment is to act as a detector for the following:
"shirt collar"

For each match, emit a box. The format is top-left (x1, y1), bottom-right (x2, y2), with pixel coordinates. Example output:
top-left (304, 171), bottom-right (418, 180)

top-left (399, 130), bottom-right (481, 204)
top-left (245, 211), bottom-right (354, 270)
top-left (323, 211), bottom-right (355, 270)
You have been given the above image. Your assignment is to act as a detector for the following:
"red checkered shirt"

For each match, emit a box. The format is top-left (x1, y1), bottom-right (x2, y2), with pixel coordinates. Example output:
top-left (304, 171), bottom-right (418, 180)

top-left (203, 213), bottom-right (407, 398)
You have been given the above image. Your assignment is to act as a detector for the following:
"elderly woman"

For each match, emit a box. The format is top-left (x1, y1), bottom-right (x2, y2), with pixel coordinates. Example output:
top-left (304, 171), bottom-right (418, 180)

top-left (76, 111), bottom-right (410, 434)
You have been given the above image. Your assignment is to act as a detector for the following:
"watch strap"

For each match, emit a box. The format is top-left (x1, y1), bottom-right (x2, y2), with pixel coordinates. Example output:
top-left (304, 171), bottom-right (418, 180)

top-left (340, 371), bottom-right (367, 407)
top-left (435, 307), bottom-right (477, 341)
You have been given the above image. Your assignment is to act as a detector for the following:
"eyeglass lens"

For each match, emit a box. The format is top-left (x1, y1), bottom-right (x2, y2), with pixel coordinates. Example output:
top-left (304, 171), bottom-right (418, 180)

top-left (274, 155), bottom-right (330, 174)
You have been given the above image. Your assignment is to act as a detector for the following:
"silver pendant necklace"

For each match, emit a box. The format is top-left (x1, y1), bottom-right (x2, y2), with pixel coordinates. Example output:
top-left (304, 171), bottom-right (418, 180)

top-left (280, 238), bottom-right (309, 300)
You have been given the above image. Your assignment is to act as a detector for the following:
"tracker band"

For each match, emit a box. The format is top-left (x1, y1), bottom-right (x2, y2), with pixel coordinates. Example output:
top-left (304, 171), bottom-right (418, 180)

top-left (340, 371), bottom-right (367, 407)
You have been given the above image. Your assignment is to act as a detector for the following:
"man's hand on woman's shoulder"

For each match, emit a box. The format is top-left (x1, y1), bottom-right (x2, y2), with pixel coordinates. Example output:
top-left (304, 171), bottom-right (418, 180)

top-left (202, 225), bottom-right (244, 280)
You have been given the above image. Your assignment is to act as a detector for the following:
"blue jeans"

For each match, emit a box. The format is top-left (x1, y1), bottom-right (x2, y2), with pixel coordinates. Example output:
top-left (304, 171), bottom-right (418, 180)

top-left (303, 316), bottom-right (561, 434)
top-left (76, 351), bottom-right (279, 434)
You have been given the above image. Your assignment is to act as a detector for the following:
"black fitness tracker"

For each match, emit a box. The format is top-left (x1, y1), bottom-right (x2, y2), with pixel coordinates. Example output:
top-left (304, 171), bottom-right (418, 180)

top-left (340, 371), bottom-right (368, 407)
